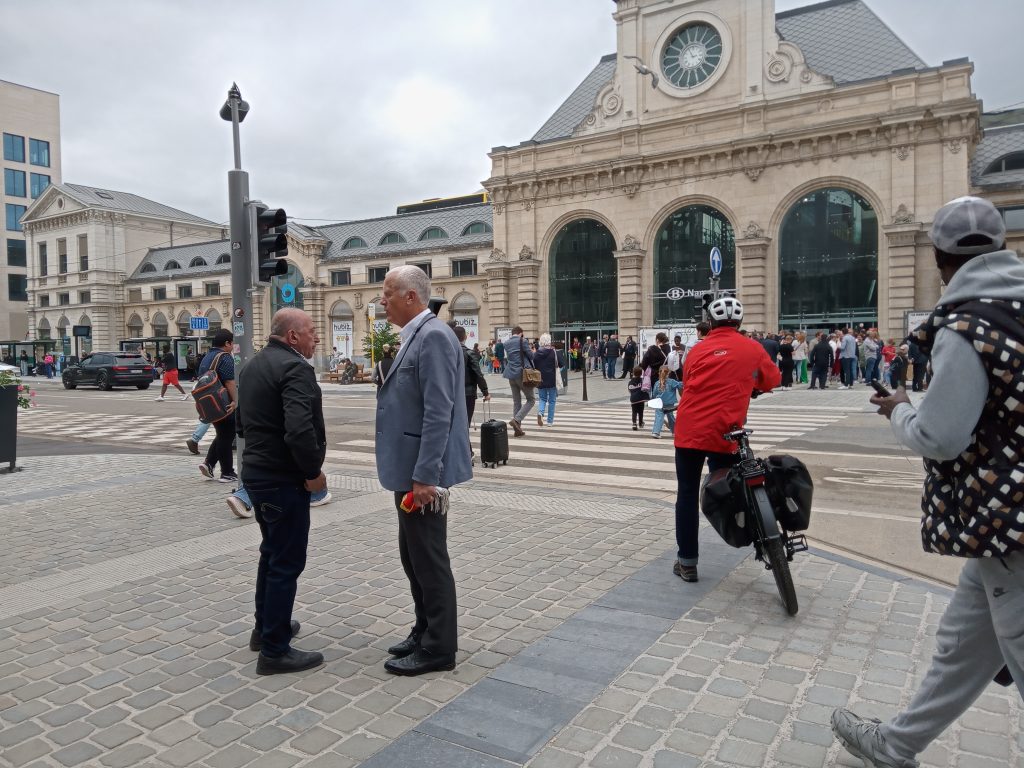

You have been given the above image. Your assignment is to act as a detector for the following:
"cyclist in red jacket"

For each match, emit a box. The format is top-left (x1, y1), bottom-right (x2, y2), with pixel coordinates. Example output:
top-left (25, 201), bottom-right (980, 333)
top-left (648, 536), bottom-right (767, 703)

top-left (672, 296), bottom-right (781, 583)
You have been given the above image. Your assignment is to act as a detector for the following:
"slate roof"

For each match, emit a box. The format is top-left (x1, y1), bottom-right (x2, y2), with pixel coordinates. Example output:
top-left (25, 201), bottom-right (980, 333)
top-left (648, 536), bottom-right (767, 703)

top-left (318, 203), bottom-right (493, 262)
top-left (531, 0), bottom-right (928, 143)
top-left (776, 0), bottom-right (926, 85)
top-left (532, 54), bottom-right (617, 143)
top-left (127, 239), bottom-right (233, 283)
top-left (971, 122), bottom-right (1024, 188)
top-left (55, 183), bottom-right (219, 227)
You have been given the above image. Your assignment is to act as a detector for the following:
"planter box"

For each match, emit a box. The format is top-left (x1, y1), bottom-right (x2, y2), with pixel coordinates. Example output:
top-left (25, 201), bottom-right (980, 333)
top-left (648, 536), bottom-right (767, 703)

top-left (0, 385), bottom-right (17, 471)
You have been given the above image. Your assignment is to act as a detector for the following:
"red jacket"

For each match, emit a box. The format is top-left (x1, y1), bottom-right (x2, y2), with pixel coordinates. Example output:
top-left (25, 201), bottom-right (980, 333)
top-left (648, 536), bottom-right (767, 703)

top-left (674, 327), bottom-right (782, 453)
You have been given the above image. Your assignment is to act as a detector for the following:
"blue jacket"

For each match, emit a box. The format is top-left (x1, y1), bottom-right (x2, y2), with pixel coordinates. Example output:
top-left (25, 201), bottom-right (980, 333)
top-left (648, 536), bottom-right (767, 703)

top-left (502, 334), bottom-right (533, 380)
top-left (652, 377), bottom-right (682, 408)
top-left (374, 314), bottom-right (472, 491)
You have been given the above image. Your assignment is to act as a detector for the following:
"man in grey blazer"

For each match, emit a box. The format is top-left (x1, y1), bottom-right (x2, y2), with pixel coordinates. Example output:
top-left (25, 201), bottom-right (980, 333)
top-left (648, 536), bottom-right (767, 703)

top-left (376, 265), bottom-right (472, 676)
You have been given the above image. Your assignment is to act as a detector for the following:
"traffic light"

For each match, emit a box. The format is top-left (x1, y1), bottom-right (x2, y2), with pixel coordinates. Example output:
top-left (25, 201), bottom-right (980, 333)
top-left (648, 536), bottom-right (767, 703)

top-left (701, 292), bottom-right (714, 315)
top-left (253, 203), bottom-right (289, 283)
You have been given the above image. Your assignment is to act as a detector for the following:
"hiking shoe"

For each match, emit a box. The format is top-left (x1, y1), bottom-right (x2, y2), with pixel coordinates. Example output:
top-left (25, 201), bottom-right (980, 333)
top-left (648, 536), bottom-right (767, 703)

top-left (199, 463), bottom-right (214, 480)
top-left (219, 473), bottom-right (240, 484)
top-left (186, 438), bottom-right (199, 455)
top-left (310, 491), bottom-right (332, 507)
top-left (226, 495), bottom-right (252, 519)
top-left (673, 561), bottom-right (699, 582)
top-left (831, 709), bottom-right (918, 768)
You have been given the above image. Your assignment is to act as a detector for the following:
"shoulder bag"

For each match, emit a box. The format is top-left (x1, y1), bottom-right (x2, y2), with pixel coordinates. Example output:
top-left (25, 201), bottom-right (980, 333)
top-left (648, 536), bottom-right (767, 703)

top-left (521, 339), bottom-right (541, 387)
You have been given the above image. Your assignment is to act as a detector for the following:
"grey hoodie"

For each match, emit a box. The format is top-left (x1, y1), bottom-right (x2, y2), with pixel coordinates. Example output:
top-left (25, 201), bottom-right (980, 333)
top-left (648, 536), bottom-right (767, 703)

top-left (890, 250), bottom-right (1024, 460)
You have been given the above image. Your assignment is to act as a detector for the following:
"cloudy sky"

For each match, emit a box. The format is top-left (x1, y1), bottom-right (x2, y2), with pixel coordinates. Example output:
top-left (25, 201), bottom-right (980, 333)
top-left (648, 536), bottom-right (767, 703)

top-left (3, 0), bottom-right (1020, 227)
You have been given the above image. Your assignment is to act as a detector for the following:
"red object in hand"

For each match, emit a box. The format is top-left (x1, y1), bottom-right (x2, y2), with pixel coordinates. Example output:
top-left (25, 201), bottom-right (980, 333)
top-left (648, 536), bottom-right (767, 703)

top-left (400, 492), bottom-right (420, 513)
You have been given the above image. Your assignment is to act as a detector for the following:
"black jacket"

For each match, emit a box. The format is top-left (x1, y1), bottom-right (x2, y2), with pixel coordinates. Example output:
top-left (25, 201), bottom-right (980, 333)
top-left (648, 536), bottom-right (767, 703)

top-left (604, 339), bottom-right (622, 358)
top-left (237, 338), bottom-right (326, 484)
top-left (463, 347), bottom-right (488, 398)
top-left (809, 340), bottom-right (833, 368)
top-left (533, 347), bottom-right (563, 389)
top-left (640, 343), bottom-right (669, 372)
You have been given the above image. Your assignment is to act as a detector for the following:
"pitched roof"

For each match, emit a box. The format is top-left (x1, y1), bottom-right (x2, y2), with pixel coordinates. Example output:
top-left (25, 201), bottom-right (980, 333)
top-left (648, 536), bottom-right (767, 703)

top-left (318, 203), bottom-right (493, 262)
top-left (971, 122), bottom-right (1024, 188)
top-left (127, 239), bottom-right (233, 282)
top-left (531, 0), bottom-right (928, 143)
top-left (56, 183), bottom-right (219, 226)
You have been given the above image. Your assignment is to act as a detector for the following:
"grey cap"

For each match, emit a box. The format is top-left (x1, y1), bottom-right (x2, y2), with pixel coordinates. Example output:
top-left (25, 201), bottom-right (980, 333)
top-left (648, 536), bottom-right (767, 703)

top-left (928, 196), bottom-right (1005, 255)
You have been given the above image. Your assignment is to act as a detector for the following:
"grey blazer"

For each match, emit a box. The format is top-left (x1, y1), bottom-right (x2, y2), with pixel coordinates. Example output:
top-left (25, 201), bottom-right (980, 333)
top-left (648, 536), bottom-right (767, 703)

top-left (375, 315), bottom-right (473, 492)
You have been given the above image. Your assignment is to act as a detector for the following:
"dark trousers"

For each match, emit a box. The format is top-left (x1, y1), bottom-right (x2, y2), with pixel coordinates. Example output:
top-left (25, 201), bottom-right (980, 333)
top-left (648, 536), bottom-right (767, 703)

top-left (621, 357), bottom-right (636, 378)
top-left (912, 361), bottom-right (927, 391)
top-left (841, 357), bottom-right (857, 386)
top-left (465, 395), bottom-right (476, 425)
top-left (631, 402), bottom-right (645, 426)
top-left (249, 480), bottom-right (311, 657)
top-left (394, 492), bottom-right (457, 655)
top-left (204, 413), bottom-right (236, 477)
top-left (675, 448), bottom-right (737, 565)
top-left (810, 365), bottom-right (828, 389)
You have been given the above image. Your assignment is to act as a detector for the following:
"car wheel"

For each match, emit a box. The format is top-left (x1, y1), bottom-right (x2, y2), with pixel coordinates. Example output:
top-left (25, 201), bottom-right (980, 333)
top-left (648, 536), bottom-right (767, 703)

top-left (136, 383), bottom-right (150, 390)
top-left (62, 376), bottom-right (76, 390)
top-left (97, 371), bottom-right (112, 391)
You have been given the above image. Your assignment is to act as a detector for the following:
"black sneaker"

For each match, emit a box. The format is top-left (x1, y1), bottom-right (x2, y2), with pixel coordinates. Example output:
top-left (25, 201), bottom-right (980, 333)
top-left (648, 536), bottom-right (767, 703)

top-left (218, 473), bottom-right (240, 484)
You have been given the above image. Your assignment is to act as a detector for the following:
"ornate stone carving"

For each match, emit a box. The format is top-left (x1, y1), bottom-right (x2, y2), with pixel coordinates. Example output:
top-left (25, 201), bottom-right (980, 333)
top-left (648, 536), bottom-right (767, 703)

top-left (800, 69), bottom-right (814, 84)
top-left (893, 145), bottom-right (912, 161)
top-left (193, 304), bottom-right (202, 316)
top-left (622, 183), bottom-right (640, 198)
top-left (523, 200), bottom-right (533, 211)
top-left (614, 253), bottom-right (643, 270)
top-left (489, 248), bottom-right (507, 262)
top-left (621, 234), bottom-right (642, 251)
top-left (481, 280), bottom-right (489, 304)
top-left (221, 301), bottom-right (229, 316)
top-left (765, 51), bottom-right (793, 83)
top-left (518, 245), bottom-right (535, 261)
top-left (743, 221), bottom-right (764, 239)
top-left (893, 204), bottom-right (915, 225)
top-left (744, 166), bottom-right (765, 182)
top-left (946, 138), bottom-right (964, 154)
top-left (143, 308), bottom-right (150, 321)
top-left (493, 203), bottom-right (505, 216)
top-left (353, 292), bottom-right (363, 310)
top-left (436, 287), bottom-right (445, 297)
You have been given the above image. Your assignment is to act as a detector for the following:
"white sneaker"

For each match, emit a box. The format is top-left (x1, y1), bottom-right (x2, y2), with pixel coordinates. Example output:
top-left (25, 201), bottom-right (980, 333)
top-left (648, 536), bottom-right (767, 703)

top-left (839, 385), bottom-right (849, 390)
top-left (226, 495), bottom-right (252, 519)
top-left (181, 393), bottom-right (190, 401)
top-left (310, 491), bottom-right (333, 507)
top-left (155, 396), bottom-right (165, 401)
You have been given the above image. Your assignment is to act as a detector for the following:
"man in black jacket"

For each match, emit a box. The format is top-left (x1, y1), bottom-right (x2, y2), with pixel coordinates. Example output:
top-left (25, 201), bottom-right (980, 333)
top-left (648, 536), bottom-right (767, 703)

top-left (451, 325), bottom-right (489, 423)
top-left (603, 333), bottom-right (622, 379)
top-left (620, 336), bottom-right (638, 378)
top-left (808, 332), bottom-right (833, 390)
top-left (237, 308), bottom-right (327, 675)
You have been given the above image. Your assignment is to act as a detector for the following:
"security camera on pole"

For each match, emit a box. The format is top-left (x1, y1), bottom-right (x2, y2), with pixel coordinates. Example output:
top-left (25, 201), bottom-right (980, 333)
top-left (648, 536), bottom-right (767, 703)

top-left (220, 83), bottom-right (254, 367)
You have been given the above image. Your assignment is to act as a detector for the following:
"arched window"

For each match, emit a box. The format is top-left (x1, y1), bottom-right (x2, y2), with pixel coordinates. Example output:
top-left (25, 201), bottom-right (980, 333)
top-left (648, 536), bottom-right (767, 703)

top-left (140, 263), bottom-right (157, 273)
top-left (653, 205), bottom-right (735, 325)
top-left (984, 152), bottom-right (1024, 174)
top-left (176, 311), bottom-right (191, 337)
top-left (779, 188), bottom-right (878, 328)
top-left (379, 232), bottom-right (406, 245)
top-left (328, 301), bottom-right (354, 358)
top-left (419, 227), bottom-right (448, 241)
top-left (205, 309), bottom-right (222, 332)
top-left (189, 257), bottom-right (208, 268)
top-left (342, 236), bottom-right (368, 249)
top-left (271, 262), bottom-right (305, 315)
top-left (164, 260), bottom-right (181, 271)
top-left (127, 314), bottom-right (144, 338)
top-left (77, 315), bottom-right (92, 354)
top-left (461, 221), bottom-right (492, 235)
top-left (549, 219), bottom-right (618, 330)
top-left (151, 312), bottom-right (168, 338)
top-left (216, 253), bottom-right (230, 264)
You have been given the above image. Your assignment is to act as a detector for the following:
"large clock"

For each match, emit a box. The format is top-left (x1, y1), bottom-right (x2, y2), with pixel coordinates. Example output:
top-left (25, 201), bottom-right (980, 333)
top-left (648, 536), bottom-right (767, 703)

top-left (661, 23), bottom-right (724, 89)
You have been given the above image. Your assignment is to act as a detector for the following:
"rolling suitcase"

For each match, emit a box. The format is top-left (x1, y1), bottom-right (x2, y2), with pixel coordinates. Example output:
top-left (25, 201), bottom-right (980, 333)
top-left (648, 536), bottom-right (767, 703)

top-left (479, 402), bottom-right (509, 468)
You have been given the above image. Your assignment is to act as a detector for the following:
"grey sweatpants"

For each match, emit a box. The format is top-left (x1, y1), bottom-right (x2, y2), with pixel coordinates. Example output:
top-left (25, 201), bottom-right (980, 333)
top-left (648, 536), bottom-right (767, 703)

top-left (882, 552), bottom-right (1024, 759)
top-left (508, 376), bottom-right (535, 424)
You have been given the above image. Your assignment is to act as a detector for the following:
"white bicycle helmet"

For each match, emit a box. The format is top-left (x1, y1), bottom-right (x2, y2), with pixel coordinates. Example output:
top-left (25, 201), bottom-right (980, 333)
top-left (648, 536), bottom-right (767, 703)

top-left (707, 296), bottom-right (744, 323)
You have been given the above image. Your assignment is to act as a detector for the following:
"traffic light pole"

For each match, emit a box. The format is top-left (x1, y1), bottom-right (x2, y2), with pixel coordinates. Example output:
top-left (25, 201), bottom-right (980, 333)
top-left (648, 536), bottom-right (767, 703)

top-left (222, 84), bottom-right (254, 367)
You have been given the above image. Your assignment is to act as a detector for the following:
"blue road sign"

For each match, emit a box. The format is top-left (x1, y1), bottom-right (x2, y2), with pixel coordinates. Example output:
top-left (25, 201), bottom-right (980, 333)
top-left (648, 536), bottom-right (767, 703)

top-left (710, 247), bottom-right (722, 277)
top-left (189, 316), bottom-right (209, 331)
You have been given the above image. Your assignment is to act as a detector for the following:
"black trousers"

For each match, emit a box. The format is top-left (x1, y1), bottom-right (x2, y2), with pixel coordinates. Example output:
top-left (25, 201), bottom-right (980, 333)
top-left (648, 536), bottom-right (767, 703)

top-left (249, 480), bottom-right (311, 657)
top-left (631, 402), bottom-right (645, 426)
top-left (205, 414), bottom-right (235, 477)
top-left (465, 395), bottom-right (476, 425)
top-left (810, 364), bottom-right (828, 389)
top-left (621, 356), bottom-right (636, 377)
top-left (394, 492), bottom-right (457, 655)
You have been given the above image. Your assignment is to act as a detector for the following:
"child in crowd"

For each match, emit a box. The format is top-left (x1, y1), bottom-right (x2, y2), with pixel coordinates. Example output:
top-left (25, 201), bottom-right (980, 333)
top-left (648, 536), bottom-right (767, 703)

top-left (627, 366), bottom-right (647, 431)
top-left (650, 365), bottom-right (682, 439)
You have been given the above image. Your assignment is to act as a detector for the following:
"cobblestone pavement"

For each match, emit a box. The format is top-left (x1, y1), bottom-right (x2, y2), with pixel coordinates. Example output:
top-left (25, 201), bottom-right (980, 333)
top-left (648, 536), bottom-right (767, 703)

top-left (1, 454), bottom-right (1019, 768)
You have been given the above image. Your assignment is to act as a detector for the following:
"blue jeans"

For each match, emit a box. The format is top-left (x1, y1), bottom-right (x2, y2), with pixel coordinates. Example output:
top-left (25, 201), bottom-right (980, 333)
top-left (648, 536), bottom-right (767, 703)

top-left (841, 357), bottom-right (857, 386)
top-left (234, 485), bottom-right (328, 508)
top-left (652, 407), bottom-right (675, 436)
top-left (863, 356), bottom-right (878, 383)
top-left (604, 358), bottom-right (617, 379)
top-left (675, 448), bottom-right (737, 565)
top-left (191, 421), bottom-right (211, 442)
top-left (247, 480), bottom-right (311, 658)
top-left (537, 387), bottom-right (557, 424)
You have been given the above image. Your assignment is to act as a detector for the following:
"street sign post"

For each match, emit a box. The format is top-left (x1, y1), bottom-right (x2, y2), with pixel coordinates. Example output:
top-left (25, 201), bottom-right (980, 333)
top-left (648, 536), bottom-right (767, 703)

top-left (189, 316), bottom-right (209, 332)
top-left (710, 246), bottom-right (722, 277)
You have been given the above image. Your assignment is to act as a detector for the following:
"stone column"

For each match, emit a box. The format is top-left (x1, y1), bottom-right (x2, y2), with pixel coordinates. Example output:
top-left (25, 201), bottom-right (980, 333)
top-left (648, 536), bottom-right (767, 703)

top-left (883, 223), bottom-right (921, 340)
top-left (736, 236), bottom-right (771, 331)
top-left (514, 257), bottom-right (541, 336)
top-left (613, 242), bottom-right (644, 337)
top-left (483, 249), bottom-right (512, 333)
top-left (300, 280), bottom-right (327, 364)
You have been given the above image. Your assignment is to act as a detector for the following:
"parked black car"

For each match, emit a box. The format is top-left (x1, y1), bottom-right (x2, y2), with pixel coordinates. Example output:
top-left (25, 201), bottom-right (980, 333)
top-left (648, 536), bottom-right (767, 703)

top-left (62, 352), bottom-right (153, 391)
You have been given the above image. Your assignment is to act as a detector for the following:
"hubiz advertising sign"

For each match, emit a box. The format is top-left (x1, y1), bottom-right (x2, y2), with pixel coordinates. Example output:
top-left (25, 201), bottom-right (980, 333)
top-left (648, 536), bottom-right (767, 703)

top-left (453, 315), bottom-right (479, 347)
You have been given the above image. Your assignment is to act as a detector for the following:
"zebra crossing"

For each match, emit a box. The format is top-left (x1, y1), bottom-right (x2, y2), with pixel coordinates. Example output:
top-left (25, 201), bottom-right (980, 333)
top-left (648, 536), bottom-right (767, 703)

top-left (17, 409), bottom-right (199, 448)
top-left (327, 402), bottom-right (845, 493)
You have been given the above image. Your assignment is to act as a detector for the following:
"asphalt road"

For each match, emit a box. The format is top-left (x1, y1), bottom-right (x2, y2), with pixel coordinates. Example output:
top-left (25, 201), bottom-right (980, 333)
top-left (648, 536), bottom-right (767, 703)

top-left (11, 377), bottom-right (960, 586)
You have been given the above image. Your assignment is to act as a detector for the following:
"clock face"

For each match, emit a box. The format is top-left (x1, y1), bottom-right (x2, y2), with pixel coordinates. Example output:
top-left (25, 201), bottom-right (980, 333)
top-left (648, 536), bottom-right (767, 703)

top-left (662, 23), bottom-right (723, 89)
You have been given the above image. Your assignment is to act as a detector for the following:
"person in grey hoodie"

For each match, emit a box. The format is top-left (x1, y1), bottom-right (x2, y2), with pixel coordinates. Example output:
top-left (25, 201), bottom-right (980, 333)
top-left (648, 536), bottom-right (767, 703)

top-left (832, 196), bottom-right (1024, 768)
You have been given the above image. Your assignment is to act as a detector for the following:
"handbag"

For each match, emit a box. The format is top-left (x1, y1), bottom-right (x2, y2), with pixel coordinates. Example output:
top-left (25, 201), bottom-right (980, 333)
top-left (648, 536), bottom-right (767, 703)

top-left (646, 397), bottom-right (663, 410)
top-left (521, 338), bottom-right (541, 387)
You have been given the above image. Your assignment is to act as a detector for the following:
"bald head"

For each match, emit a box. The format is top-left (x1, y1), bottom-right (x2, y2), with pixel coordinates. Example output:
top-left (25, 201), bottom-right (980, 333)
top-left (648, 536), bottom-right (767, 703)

top-left (270, 308), bottom-right (308, 337)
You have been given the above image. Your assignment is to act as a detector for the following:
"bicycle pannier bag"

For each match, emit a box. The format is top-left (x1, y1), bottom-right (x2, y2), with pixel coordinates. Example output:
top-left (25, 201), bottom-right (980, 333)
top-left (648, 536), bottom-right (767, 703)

top-left (193, 352), bottom-right (232, 424)
top-left (700, 468), bottom-right (753, 548)
top-left (765, 454), bottom-right (813, 531)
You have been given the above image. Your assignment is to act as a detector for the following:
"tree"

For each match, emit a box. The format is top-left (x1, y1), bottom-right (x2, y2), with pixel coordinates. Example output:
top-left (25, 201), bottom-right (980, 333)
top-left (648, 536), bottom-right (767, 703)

top-left (362, 322), bottom-right (400, 363)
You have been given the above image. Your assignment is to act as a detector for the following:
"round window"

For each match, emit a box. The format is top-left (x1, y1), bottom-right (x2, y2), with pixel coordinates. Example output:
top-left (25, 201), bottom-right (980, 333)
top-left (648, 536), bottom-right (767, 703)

top-left (661, 23), bottom-right (723, 89)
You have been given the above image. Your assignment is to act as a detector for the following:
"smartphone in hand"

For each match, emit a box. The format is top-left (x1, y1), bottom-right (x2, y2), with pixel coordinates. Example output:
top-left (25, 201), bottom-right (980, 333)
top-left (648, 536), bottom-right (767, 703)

top-left (870, 380), bottom-right (892, 398)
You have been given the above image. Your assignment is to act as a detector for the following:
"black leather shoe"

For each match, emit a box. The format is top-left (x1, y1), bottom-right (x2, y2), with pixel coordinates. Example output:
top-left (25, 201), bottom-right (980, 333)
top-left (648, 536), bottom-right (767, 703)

top-left (256, 648), bottom-right (324, 675)
top-left (384, 648), bottom-right (455, 676)
top-left (249, 620), bottom-right (301, 651)
top-left (387, 633), bottom-right (421, 658)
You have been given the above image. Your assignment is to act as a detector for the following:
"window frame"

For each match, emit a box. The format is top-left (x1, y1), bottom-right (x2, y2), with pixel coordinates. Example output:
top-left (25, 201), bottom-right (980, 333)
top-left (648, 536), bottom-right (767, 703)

top-left (164, 260), bottom-right (181, 271)
top-left (29, 138), bottom-right (50, 167)
top-left (451, 257), bottom-right (478, 277)
top-left (29, 172), bottom-right (50, 199)
top-left (140, 263), bottom-right (157, 274)
top-left (77, 234), bottom-right (88, 272)
top-left (461, 221), bottom-right (492, 236)
top-left (39, 294), bottom-right (50, 307)
top-left (3, 133), bottom-right (25, 162)
top-left (127, 288), bottom-right (142, 303)
top-left (6, 238), bottom-right (26, 267)
top-left (57, 292), bottom-right (70, 306)
top-left (985, 152), bottom-right (1024, 174)
top-left (78, 290), bottom-right (91, 304)
top-left (419, 226), bottom-right (449, 241)
top-left (367, 265), bottom-right (389, 284)
top-left (342, 236), bottom-right (368, 250)
top-left (410, 261), bottom-right (432, 278)
top-left (203, 282), bottom-right (221, 297)
top-left (57, 238), bottom-right (67, 273)
top-left (379, 232), bottom-right (406, 245)
top-left (4, 168), bottom-right (26, 197)
top-left (7, 274), bottom-right (28, 302)
top-left (330, 270), bottom-right (351, 286)
top-left (5, 203), bottom-right (27, 232)
top-left (38, 242), bottom-right (47, 276)
top-left (177, 284), bottom-right (193, 299)
top-left (152, 287), bottom-right (167, 300)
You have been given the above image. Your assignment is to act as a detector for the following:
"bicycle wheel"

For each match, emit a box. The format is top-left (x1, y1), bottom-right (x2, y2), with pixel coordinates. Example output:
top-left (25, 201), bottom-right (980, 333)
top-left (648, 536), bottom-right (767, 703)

top-left (765, 537), bottom-right (798, 616)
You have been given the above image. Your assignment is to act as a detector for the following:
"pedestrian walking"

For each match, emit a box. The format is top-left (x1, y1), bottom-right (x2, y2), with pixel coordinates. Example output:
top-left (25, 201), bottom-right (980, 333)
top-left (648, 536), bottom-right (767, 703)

top-left (620, 335), bottom-right (637, 378)
top-left (492, 338), bottom-right (504, 373)
top-left (155, 346), bottom-right (188, 401)
top-left (650, 365), bottom-right (681, 438)
top-left (502, 326), bottom-right (535, 437)
top-left (833, 195), bottom-right (1024, 768)
top-left (376, 265), bottom-right (470, 676)
top-left (627, 366), bottom-right (647, 431)
top-left (533, 333), bottom-right (562, 426)
top-left (451, 324), bottom-right (489, 426)
top-left (196, 331), bottom-right (238, 483)
top-left (185, 420), bottom-right (209, 454)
